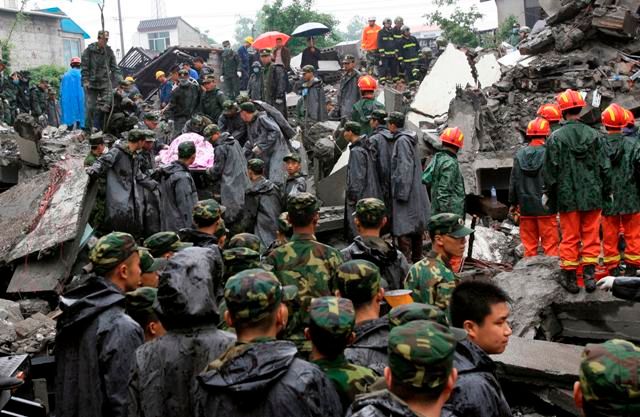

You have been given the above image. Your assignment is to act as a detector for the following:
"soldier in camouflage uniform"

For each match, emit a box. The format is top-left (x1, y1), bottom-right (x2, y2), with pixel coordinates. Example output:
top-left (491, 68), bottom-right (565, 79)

top-left (1, 69), bottom-right (19, 125)
top-left (84, 132), bottom-right (108, 234)
top-left (307, 296), bottom-right (377, 408)
top-left (218, 100), bottom-right (247, 146)
top-left (222, 233), bottom-right (263, 283)
top-left (137, 129), bottom-right (157, 174)
top-left (348, 320), bottom-right (459, 417)
top-left (337, 259), bottom-right (389, 376)
top-left (574, 339), bottom-right (640, 416)
top-left (282, 153), bottom-right (307, 204)
top-left (351, 76), bottom-right (384, 136)
top-left (264, 212), bottom-right (292, 256)
top-left (199, 75), bottom-right (227, 123)
top-left (143, 231), bottom-right (192, 259)
top-left (194, 269), bottom-right (343, 417)
top-left (265, 193), bottom-right (344, 353)
top-left (180, 199), bottom-right (225, 250)
top-left (30, 79), bottom-right (49, 122)
top-left (342, 198), bottom-right (409, 290)
top-left (125, 286), bottom-right (165, 342)
top-left (215, 219), bottom-right (229, 249)
top-left (56, 232), bottom-right (143, 417)
top-left (138, 249), bottom-right (165, 288)
top-left (139, 113), bottom-right (171, 147)
top-left (405, 213), bottom-right (474, 321)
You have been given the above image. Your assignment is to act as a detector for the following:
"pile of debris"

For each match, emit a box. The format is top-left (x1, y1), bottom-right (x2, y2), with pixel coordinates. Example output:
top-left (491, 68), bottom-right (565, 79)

top-left (0, 299), bottom-right (55, 355)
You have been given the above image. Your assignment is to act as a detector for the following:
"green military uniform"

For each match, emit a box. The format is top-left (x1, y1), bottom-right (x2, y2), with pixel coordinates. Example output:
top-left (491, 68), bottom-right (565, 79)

top-left (90, 232), bottom-right (139, 274)
top-left (579, 339), bottom-right (640, 415)
top-left (30, 84), bottom-right (48, 118)
top-left (1, 74), bottom-right (18, 125)
top-left (85, 133), bottom-right (107, 234)
top-left (335, 259), bottom-right (381, 305)
top-left (422, 148), bottom-right (466, 218)
top-left (265, 193), bottom-right (344, 346)
top-left (199, 75), bottom-right (226, 123)
top-left (602, 133), bottom-right (640, 216)
top-left (351, 98), bottom-right (385, 137)
top-left (223, 233), bottom-right (264, 281)
top-left (544, 120), bottom-right (609, 213)
top-left (264, 212), bottom-right (292, 256)
top-left (404, 213), bottom-right (473, 320)
top-left (309, 297), bottom-right (376, 408)
top-left (221, 44), bottom-right (241, 100)
top-left (143, 231), bottom-right (192, 258)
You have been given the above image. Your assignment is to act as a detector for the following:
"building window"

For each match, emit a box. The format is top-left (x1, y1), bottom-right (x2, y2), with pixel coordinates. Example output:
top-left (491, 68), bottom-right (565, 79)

top-left (63, 38), bottom-right (81, 65)
top-left (148, 31), bottom-right (170, 52)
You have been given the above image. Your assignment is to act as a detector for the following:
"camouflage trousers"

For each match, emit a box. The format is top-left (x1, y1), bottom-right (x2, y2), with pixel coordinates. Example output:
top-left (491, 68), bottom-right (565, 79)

top-left (84, 88), bottom-right (110, 133)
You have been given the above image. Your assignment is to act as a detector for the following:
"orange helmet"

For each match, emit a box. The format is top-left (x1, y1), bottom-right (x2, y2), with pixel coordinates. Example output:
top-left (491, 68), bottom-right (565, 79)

top-left (601, 103), bottom-right (627, 129)
top-left (357, 75), bottom-right (378, 91)
top-left (440, 127), bottom-right (464, 148)
top-left (556, 89), bottom-right (586, 111)
top-left (537, 103), bottom-right (562, 122)
top-left (624, 108), bottom-right (636, 127)
top-left (526, 117), bottom-right (551, 137)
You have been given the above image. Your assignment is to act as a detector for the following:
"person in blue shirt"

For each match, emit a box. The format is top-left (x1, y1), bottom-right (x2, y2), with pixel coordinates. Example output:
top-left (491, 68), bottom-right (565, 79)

top-left (238, 36), bottom-right (253, 91)
top-left (156, 70), bottom-right (174, 108)
top-left (183, 61), bottom-right (199, 81)
top-left (60, 57), bottom-right (85, 129)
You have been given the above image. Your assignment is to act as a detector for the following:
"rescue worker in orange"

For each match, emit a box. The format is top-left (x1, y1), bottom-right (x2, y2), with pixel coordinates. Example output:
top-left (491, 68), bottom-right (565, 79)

top-left (509, 117), bottom-right (559, 258)
top-left (361, 17), bottom-right (381, 74)
top-left (543, 89), bottom-right (610, 294)
top-left (537, 103), bottom-right (563, 134)
top-left (600, 103), bottom-right (640, 277)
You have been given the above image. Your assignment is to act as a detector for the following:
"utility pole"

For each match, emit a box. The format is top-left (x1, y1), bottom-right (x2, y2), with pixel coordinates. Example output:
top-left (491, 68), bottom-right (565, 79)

top-left (117, 0), bottom-right (125, 56)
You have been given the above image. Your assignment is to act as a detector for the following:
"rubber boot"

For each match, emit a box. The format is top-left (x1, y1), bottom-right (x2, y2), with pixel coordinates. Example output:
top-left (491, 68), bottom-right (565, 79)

top-left (608, 266), bottom-right (620, 277)
top-left (560, 269), bottom-right (580, 294)
top-left (625, 266), bottom-right (638, 277)
top-left (583, 264), bottom-right (597, 293)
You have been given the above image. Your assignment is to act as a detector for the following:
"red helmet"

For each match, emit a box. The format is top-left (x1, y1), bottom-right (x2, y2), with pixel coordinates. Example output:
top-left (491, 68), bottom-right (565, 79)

top-left (555, 89), bottom-right (586, 111)
top-left (624, 108), bottom-right (636, 128)
top-left (601, 103), bottom-right (627, 129)
top-left (70, 57), bottom-right (81, 65)
top-left (357, 75), bottom-right (378, 91)
top-left (536, 103), bottom-right (562, 122)
top-left (526, 117), bottom-right (551, 137)
top-left (440, 127), bottom-right (464, 148)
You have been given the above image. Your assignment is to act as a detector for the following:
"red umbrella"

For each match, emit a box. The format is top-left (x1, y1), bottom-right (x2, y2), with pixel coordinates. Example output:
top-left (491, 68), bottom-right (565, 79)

top-left (252, 31), bottom-right (290, 50)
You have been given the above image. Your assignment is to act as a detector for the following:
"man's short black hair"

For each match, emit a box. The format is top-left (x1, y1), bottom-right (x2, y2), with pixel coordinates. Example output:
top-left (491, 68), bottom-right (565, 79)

top-left (193, 56), bottom-right (204, 63)
top-left (390, 378), bottom-right (443, 403)
top-left (288, 210), bottom-right (316, 228)
top-left (308, 321), bottom-right (348, 359)
top-left (450, 281), bottom-right (511, 328)
top-left (562, 107), bottom-right (582, 117)
top-left (248, 164), bottom-right (264, 175)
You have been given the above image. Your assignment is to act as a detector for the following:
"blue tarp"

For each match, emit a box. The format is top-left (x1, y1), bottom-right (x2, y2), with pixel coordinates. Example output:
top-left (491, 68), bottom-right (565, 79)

top-left (38, 7), bottom-right (90, 39)
top-left (60, 68), bottom-right (85, 128)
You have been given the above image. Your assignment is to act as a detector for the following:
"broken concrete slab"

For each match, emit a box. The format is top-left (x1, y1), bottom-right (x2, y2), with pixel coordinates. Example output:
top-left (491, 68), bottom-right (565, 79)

top-left (476, 53), bottom-right (501, 89)
top-left (494, 337), bottom-right (582, 387)
top-left (12, 114), bottom-right (43, 166)
top-left (14, 313), bottom-right (55, 339)
top-left (17, 299), bottom-right (51, 318)
top-left (0, 320), bottom-right (17, 345)
top-left (592, 6), bottom-right (639, 37)
top-left (0, 300), bottom-right (24, 323)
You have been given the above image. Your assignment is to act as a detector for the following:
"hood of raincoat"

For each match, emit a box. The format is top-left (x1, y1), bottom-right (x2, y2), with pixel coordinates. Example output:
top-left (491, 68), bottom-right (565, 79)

top-left (57, 275), bottom-right (124, 336)
top-left (558, 120), bottom-right (598, 159)
top-left (248, 176), bottom-right (279, 195)
top-left (396, 128), bottom-right (417, 146)
top-left (158, 246), bottom-right (221, 329)
top-left (161, 159), bottom-right (190, 177)
top-left (348, 236), bottom-right (399, 267)
top-left (353, 317), bottom-right (389, 347)
top-left (604, 133), bottom-right (624, 165)
top-left (348, 389), bottom-right (418, 417)
top-left (516, 145), bottom-right (544, 176)
top-left (199, 340), bottom-right (297, 394)
top-left (179, 228), bottom-right (219, 248)
top-left (454, 339), bottom-right (496, 374)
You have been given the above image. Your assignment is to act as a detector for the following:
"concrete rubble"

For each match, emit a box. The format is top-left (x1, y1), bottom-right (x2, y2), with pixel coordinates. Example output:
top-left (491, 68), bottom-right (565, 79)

top-left (0, 298), bottom-right (55, 355)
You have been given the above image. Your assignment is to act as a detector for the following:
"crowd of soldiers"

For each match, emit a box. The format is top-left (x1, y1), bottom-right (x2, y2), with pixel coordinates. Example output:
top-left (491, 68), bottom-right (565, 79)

top-left (1, 17), bottom-right (640, 417)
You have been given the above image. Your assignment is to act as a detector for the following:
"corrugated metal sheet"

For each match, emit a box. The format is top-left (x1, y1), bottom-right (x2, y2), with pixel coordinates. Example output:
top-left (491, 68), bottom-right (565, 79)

top-left (137, 17), bottom-right (180, 32)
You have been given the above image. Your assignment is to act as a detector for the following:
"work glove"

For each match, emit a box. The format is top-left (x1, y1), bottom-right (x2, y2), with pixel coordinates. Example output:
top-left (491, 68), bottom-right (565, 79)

top-left (220, 75), bottom-right (225, 82)
top-left (275, 99), bottom-right (283, 105)
top-left (541, 193), bottom-right (549, 209)
top-left (85, 167), bottom-right (97, 178)
top-left (237, 71), bottom-right (242, 78)
top-left (596, 276), bottom-right (616, 291)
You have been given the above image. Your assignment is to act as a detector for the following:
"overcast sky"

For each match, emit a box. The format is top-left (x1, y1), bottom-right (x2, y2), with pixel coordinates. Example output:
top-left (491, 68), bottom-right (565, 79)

top-left (29, 0), bottom-right (496, 54)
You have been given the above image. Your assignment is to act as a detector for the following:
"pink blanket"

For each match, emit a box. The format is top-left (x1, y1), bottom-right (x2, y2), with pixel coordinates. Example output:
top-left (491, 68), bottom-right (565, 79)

top-left (158, 133), bottom-right (214, 169)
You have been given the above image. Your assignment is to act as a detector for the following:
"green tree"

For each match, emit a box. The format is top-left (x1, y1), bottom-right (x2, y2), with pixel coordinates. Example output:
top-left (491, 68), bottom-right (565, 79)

top-left (340, 16), bottom-right (367, 41)
top-left (426, 0), bottom-right (483, 48)
top-left (256, 0), bottom-right (341, 55)
top-left (28, 65), bottom-right (66, 89)
top-left (496, 15), bottom-right (518, 44)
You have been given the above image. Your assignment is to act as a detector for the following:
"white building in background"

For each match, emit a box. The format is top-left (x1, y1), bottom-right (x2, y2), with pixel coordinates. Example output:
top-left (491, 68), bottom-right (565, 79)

top-left (131, 16), bottom-right (210, 53)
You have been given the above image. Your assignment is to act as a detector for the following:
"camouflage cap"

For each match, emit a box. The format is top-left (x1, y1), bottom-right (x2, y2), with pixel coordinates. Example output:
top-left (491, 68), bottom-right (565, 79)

top-left (214, 219), bottom-right (228, 240)
top-left (277, 212), bottom-right (292, 234)
top-left (228, 233), bottom-right (262, 253)
top-left (203, 124), bottom-right (220, 137)
top-left (344, 121), bottom-right (361, 135)
top-left (389, 303), bottom-right (467, 340)
top-left (389, 320), bottom-right (457, 390)
top-left (386, 111), bottom-right (405, 125)
top-left (224, 268), bottom-right (283, 324)
top-left (260, 48), bottom-right (273, 57)
top-left (223, 100), bottom-right (238, 112)
top-left (143, 232), bottom-right (192, 257)
top-left (178, 69), bottom-right (189, 76)
top-left (202, 74), bottom-right (216, 83)
top-left (302, 65), bottom-right (315, 73)
top-left (236, 94), bottom-right (251, 104)
top-left (89, 132), bottom-right (105, 146)
top-left (282, 285), bottom-right (299, 302)
top-left (139, 249), bottom-right (165, 273)
top-left (342, 54), bottom-right (356, 63)
top-left (223, 247), bottom-right (261, 266)
top-left (192, 199), bottom-right (225, 223)
top-left (579, 339), bottom-right (640, 413)
top-left (247, 158), bottom-right (265, 171)
top-left (309, 296), bottom-right (355, 337)
top-left (283, 152), bottom-right (301, 163)
top-left (287, 192), bottom-right (321, 216)
top-left (125, 287), bottom-right (159, 316)
top-left (368, 109), bottom-right (388, 122)
top-left (240, 101), bottom-right (257, 113)
top-left (90, 232), bottom-right (138, 274)
top-left (354, 198), bottom-right (386, 225)
top-left (127, 128), bottom-right (146, 142)
top-left (335, 260), bottom-right (381, 305)
top-left (141, 129), bottom-right (156, 142)
top-left (428, 213), bottom-right (474, 238)
top-left (178, 141), bottom-right (196, 159)
top-left (98, 30), bottom-right (110, 38)
top-left (143, 113), bottom-right (160, 121)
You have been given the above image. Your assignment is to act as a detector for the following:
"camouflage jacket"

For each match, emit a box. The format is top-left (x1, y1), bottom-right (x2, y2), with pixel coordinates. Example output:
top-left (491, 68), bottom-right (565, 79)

top-left (351, 98), bottom-right (385, 137)
top-left (265, 233), bottom-right (344, 335)
top-left (544, 120), bottom-right (610, 213)
top-left (199, 88), bottom-right (226, 123)
top-left (422, 149), bottom-right (465, 218)
top-left (313, 354), bottom-right (377, 409)
top-left (602, 133), bottom-right (640, 216)
top-left (344, 317), bottom-right (389, 376)
top-left (404, 250), bottom-right (458, 321)
top-left (30, 86), bottom-right (48, 117)
top-left (81, 42), bottom-right (121, 90)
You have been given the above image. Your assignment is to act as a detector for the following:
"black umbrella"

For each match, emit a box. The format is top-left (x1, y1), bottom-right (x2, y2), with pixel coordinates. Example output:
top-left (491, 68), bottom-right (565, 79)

top-left (291, 22), bottom-right (330, 38)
